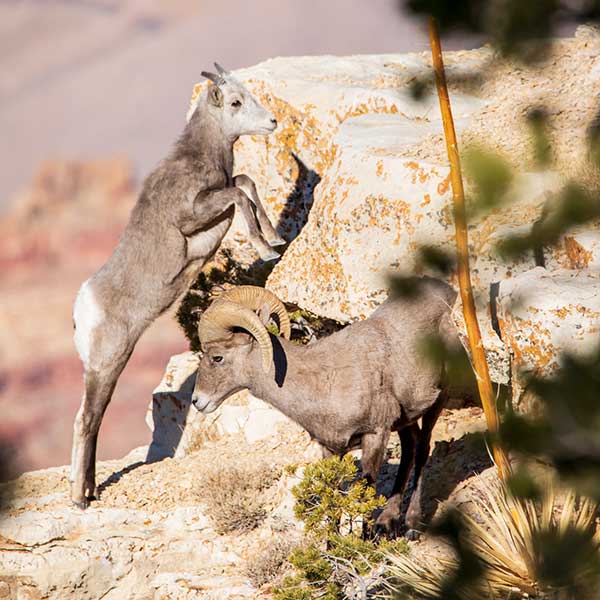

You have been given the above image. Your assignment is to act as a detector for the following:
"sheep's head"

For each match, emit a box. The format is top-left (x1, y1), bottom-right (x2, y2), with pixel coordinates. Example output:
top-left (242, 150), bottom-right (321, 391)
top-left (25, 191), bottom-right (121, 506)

top-left (198, 62), bottom-right (277, 140)
top-left (192, 286), bottom-right (290, 414)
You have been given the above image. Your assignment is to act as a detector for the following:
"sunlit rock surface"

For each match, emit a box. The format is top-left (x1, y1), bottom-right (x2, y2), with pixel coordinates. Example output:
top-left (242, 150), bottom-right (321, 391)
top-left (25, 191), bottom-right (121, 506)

top-left (496, 267), bottom-right (600, 409)
top-left (186, 32), bottom-right (600, 387)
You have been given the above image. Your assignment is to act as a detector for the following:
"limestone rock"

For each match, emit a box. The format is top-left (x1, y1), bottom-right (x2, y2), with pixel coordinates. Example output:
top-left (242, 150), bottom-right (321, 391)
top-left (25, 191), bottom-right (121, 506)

top-left (497, 267), bottom-right (600, 409)
top-left (188, 53), bottom-right (487, 251)
top-left (497, 267), bottom-right (600, 374)
top-left (184, 39), bottom-right (600, 387)
top-left (0, 395), bottom-right (495, 600)
top-left (146, 351), bottom-right (201, 461)
top-left (563, 231), bottom-right (600, 270)
top-left (0, 497), bottom-right (241, 600)
top-left (267, 112), bottom-right (461, 321)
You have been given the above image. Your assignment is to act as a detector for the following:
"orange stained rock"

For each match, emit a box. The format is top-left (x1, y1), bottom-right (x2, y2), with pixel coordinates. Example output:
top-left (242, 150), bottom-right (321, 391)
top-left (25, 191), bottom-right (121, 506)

top-left (405, 161), bottom-right (431, 184)
top-left (549, 306), bottom-right (571, 319)
top-left (437, 173), bottom-right (451, 195)
top-left (190, 82), bottom-right (204, 105)
top-left (502, 315), bottom-right (557, 372)
top-left (334, 97), bottom-right (400, 123)
top-left (564, 236), bottom-right (593, 269)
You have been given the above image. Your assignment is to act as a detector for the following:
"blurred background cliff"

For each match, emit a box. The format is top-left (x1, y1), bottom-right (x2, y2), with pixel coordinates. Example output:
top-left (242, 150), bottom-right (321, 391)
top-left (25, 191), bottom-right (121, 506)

top-left (0, 0), bottom-right (484, 475)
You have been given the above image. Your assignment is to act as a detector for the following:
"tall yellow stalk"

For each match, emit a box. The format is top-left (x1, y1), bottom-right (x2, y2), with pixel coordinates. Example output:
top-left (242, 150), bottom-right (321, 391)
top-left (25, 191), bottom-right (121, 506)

top-left (428, 17), bottom-right (511, 480)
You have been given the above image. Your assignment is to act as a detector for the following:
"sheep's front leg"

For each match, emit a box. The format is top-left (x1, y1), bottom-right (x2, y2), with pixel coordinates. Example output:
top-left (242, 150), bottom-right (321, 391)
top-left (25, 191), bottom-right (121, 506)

top-left (361, 430), bottom-right (389, 485)
top-left (360, 430), bottom-right (389, 537)
top-left (188, 187), bottom-right (279, 262)
top-left (234, 174), bottom-right (286, 247)
top-left (320, 445), bottom-right (335, 459)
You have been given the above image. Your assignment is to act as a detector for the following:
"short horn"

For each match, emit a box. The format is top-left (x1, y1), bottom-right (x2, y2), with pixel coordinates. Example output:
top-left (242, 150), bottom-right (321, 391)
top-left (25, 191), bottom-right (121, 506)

top-left (201, 71), bottom-right (226, 86)
top-left (199, 301), bottom-right (273, 372)
top-left (214, 62), bottom-right (229, 75)
top-left (217, 286), bottom-right (291, 339)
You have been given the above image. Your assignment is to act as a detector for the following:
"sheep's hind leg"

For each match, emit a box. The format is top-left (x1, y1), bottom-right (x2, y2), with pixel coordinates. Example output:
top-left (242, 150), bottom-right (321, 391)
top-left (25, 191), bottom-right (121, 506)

top-left (71, 314), bottom-right (134, 508)
top-left (234, 174), bottom-right (286, 246)
top-left (71, 366), bottom-right (123, 508)
top-left (376, 424), bottom-right (418, 535)
top-left (405, 390), bottom-right (448, 539)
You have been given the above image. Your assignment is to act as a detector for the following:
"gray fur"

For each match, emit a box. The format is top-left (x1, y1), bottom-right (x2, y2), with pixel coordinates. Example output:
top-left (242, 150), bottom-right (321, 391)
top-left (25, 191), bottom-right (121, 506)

top-left (192, 278), bottom-right (460, 535)
top-left (70, 67), bottom-right (284, 508)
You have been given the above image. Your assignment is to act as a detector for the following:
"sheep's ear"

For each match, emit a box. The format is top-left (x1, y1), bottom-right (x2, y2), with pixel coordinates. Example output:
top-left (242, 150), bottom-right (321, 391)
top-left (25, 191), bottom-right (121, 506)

top-left (207, 84), bottom-right (223, 108)
top-left (258, 303), bottom-right (271, 327)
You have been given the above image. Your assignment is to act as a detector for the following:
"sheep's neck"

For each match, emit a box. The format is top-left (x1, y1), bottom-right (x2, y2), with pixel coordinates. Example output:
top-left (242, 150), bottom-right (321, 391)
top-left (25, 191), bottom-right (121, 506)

top-left (246, 339), bottom-right (329, 438)
top-left (177, 103), bottom-right (234, 171)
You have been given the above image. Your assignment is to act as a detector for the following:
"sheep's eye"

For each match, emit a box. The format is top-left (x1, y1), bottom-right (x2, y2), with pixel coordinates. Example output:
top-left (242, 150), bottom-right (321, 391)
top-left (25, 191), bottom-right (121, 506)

top-left (212, 355), bottom-right (223, 364)
top-left (231, 99), bottom-right (242, 108)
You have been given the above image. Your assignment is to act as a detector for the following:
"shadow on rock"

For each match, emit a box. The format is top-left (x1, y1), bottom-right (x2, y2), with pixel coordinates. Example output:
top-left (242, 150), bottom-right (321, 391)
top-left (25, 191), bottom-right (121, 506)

top-left (274, 152), bottom-right (321, 244)
top-left (97, 460), bottom-right (146, 497)
top-left (0, 440), bottom-right (20, 520)
top-left (375, 431), bottom-right (491, 535)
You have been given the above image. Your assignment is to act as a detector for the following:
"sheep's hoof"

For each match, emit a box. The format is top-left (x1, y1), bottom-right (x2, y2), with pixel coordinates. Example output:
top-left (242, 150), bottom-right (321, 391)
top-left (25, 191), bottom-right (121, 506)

top-left (269, 236), bottom-right (287, 247)
top-left (72, 498), bottom-right (89, 510)
top-left (259, 249), bottom-right (280, 262)
top-left (405, 528), bottom-right (421, 542)
top-left (375, 509), bottom-right (400, 536)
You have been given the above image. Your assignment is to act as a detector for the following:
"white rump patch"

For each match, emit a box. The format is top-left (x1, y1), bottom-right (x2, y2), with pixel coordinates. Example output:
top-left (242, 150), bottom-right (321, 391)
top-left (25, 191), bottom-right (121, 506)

top-left (73, 279), bottom-right (103, 369)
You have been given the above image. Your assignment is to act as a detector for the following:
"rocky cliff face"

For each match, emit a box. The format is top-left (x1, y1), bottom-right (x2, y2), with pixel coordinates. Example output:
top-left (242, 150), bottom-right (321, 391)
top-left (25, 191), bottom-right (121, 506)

top-left (187, 27), bottom-right (600, 391)
top-left (0, 352), bottom-right (489, 599)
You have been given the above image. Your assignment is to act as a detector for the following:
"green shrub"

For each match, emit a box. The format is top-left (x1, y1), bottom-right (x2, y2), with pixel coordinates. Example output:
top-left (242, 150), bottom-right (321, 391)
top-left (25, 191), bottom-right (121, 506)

top-left (292, 454), bottom-right (385, 538)
top-left (274, 455), bottom-right (408, 600)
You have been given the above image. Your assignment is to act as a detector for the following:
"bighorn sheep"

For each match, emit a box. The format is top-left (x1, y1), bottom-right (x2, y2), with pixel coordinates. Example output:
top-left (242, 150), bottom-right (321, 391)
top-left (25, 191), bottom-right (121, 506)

top-left (191, 283), bottom-right (459, 536)
top-left (71, 63), bottom-right (285, 508)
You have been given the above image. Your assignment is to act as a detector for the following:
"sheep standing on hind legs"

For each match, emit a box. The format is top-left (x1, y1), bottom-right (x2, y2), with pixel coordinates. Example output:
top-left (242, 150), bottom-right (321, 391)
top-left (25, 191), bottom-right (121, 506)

top-left (191, 282), bottom-right (460, 538)
top-left (70, 63), bottom-right (285, 509)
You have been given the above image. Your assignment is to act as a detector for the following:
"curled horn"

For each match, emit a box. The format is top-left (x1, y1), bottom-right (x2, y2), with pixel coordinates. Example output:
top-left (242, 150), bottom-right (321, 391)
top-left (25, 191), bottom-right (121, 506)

top-left (201, 71), bottom-right (226, 86)
top-left (214, 62), bottom-right (230, 76)
top-left (217, 286), bottom-right (291, 339)
top-left (199, 301), bottom-right (273, 372)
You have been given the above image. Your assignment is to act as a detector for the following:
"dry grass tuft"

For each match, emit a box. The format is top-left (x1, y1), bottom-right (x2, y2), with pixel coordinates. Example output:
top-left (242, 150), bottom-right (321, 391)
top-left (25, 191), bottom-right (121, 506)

top-left (198, 461), bottom-right (280, 535)
top-left (385, 477), bottom-right (599, 599)
top-left (244, 537), bottom-right (297, 588)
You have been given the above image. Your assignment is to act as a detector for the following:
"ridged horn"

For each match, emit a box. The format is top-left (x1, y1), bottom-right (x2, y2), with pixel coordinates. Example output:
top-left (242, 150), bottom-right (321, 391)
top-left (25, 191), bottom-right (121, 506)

top-left (214, 62), bottom-right (230, 76)
top-left (217, 286), bottom-right (291, 339)
top-left (199, 301), bottom-right (273, 372)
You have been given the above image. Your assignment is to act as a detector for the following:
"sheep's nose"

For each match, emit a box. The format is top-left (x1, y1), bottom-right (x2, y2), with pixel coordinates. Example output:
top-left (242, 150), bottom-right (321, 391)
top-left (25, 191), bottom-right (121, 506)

top-left (270, 117), bottom-right (277, 127)
top-left (191, 394), bottom-right (209, 412)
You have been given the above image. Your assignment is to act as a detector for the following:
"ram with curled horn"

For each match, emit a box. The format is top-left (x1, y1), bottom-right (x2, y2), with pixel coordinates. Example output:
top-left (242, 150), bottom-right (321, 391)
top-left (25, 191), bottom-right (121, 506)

top-left (192, 281), bottom-right (465, 539)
